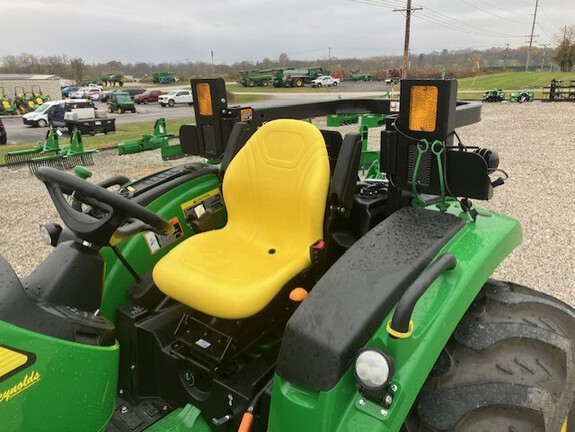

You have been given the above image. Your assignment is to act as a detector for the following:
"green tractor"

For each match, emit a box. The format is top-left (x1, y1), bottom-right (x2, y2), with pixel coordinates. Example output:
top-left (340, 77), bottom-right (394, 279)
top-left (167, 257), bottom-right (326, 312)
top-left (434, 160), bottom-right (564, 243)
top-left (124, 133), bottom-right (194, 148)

top-left (0, 87), bottom-right (16, 115)
top-left (102, 74), bottom-right (125, 87)
top-left (13, 86), bottom-right (36, 113)
top-left (108, 91), bottom-right (136, 114)
top-left (1, 78), bottom-right (574, 432)
top-left (31, 85), bottom-right (51, 105)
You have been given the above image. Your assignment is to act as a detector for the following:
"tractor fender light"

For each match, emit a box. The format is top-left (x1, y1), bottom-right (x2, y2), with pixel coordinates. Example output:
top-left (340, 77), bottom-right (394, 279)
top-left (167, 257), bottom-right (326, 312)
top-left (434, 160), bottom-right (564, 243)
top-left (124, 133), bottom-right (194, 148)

top-left (354, 348), bottom-right (394, 401)
top-left (474, 148), bottom-right (500, 173)
top-left (40, 223), bottom-right (63, 247)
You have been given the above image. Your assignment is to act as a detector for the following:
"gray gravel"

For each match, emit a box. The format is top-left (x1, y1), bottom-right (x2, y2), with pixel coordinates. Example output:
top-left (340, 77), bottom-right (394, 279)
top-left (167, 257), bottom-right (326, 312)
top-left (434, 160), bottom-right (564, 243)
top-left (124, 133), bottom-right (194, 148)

top-left (0, 101), bottom-right (573, 306)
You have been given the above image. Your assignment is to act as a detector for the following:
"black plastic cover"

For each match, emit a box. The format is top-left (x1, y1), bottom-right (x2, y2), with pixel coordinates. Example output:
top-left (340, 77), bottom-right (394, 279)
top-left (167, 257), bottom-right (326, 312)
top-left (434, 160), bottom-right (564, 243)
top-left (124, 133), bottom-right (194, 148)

top-left (276, 207), bottom-right (465, 391)
top-left (329, 133), bottom-right (361, 217)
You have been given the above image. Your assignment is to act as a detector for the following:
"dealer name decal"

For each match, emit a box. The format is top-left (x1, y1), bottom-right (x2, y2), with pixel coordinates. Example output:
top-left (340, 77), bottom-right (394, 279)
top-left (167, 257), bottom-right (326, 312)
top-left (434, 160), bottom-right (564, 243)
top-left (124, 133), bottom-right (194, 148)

top-left (0, 371), bottom-right (41, 403)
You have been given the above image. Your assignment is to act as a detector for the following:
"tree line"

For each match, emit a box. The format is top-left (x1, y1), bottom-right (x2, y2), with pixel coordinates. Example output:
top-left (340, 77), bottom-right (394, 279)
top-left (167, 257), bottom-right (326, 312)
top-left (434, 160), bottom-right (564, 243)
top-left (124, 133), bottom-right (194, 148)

top-left (0, 40), bottom-right (572, 82)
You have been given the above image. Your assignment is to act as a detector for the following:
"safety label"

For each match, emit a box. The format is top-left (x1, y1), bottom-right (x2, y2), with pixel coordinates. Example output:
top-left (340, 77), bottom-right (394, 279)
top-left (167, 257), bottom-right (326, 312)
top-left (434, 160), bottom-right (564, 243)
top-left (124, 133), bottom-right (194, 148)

top-left (181, 188), bottom-right (223, 229)
top-left (144, 217), bottom-right (183, 255)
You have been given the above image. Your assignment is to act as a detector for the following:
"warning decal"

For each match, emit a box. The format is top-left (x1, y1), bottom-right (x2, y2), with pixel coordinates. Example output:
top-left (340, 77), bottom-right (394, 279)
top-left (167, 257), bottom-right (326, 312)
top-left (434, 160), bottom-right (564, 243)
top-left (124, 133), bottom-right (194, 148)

top-left (144, 217), bottom-right (183, 254)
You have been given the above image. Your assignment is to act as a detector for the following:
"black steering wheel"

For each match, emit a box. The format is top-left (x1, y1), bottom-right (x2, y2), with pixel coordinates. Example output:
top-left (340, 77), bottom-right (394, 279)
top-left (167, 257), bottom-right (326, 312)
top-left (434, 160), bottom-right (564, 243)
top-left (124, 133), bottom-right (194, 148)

top-left (35, 167), bottom-right (174, 248)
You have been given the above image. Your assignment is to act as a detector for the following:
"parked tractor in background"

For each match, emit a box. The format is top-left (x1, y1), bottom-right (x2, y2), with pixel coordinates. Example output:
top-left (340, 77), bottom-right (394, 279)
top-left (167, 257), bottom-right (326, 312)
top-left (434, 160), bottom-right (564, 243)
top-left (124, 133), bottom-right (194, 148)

top-left (13, 86), bottom-right (36, 113)
top-left (2, 77), bottom-right (573, 432)
top-left (482, 89), bottom-right (505, 102)
top-left (0, 87), bottom-right (16, 115)
top-left (31, 85), bottom-right (50, 104)
top-left (101, 74), bottom-right (125, 87)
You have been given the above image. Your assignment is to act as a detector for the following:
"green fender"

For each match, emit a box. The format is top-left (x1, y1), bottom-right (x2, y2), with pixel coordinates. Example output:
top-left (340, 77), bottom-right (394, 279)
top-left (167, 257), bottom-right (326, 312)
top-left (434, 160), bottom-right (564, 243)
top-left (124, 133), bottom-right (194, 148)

top-left (269, 205), bottom-right (522, 431)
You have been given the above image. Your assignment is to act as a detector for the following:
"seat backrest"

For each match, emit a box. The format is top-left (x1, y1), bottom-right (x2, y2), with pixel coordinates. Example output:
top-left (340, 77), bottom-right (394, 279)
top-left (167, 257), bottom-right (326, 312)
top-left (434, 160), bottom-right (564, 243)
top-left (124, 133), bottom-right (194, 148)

top-left (223, 119), bottom-right (330, 251)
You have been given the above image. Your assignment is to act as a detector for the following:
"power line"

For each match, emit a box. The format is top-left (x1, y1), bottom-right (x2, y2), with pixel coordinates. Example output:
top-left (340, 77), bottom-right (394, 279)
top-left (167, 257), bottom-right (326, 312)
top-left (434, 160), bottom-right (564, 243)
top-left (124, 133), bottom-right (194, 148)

top-left (470, 0), bottom-right (531, 16)
top-left (460, 0), bottom-right (528, 24)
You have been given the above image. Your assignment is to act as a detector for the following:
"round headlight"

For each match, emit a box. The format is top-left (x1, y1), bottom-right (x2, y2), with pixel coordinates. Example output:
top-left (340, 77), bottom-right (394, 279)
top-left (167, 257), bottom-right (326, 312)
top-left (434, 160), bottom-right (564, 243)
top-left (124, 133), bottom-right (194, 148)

top-left (39, 223), bottom-right (63, 247)
top-left (354, 348), bottom-right (394, 391)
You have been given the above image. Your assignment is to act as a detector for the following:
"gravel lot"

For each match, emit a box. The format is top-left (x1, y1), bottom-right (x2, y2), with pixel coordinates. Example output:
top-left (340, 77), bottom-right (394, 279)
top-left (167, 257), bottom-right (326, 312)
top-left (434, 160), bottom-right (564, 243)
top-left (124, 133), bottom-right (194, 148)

top-left (0, 101), bottom-right (573, 306)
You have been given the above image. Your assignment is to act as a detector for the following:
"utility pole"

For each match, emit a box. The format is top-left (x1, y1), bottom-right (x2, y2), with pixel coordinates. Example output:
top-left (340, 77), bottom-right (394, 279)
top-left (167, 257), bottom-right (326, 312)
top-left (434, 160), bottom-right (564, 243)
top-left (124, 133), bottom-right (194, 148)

top-left (328, 47), bottom-right (331, 62)
top-left (525, 0), bottom-right (539, 71)
top-left (504, 43), bottom-right (509, 71)
top-left (211, 51), bottom-right (214, 76)
top-left (540, 43), bottom-right (550, 70)
top-left (394, 0), bottom-right (422, 79)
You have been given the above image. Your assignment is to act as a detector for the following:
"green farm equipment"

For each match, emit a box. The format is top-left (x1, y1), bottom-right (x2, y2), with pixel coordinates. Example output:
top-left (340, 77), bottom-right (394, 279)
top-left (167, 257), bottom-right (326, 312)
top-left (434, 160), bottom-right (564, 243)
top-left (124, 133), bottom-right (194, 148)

top-left (237, 69), bottom-right (276, 87)
top-left (108, 91), bottom-right (136, 114)
top-left (153, 72), bottom-right (176, 84)
top-left (271, 66), bottom-right (324, 88)
top-left (0, 87), bottom-right (16, 115)
top-left (4, 127), bottom-right (62, 168)
top-left (27, 129), bottom-right (97, 174)
top-left (327, 113), bottom-right (360, 126)
top-left (118, 118), bottom-right (175, 155)
top-left (1, 77), bottom-right (575, 432)
top-left (351, 73), bottom-right (373, 82)
top-left (31, 85), bottom-right (50, 104)
top-left (542, 79), bottom-right (575, 101)
top-left (509, 90), bottom-right (534, 103)
top-left (13, 86), bottom-right (36, 113)
top-left (482, 89), bottom-right (505, 102)
top-left (102, 74), bottom-right (125, 87)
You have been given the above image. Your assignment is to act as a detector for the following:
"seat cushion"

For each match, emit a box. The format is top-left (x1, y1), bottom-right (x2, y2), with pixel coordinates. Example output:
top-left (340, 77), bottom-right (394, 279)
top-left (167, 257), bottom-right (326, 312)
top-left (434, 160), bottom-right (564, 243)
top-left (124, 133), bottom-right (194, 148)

top-left (153, 119), bottom-right (330, 319)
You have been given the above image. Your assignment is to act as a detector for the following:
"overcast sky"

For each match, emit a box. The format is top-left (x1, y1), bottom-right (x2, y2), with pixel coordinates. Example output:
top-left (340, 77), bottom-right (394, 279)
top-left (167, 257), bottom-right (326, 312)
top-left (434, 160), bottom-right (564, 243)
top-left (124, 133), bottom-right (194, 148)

top-left (2, 0), bottom-right (573, 64)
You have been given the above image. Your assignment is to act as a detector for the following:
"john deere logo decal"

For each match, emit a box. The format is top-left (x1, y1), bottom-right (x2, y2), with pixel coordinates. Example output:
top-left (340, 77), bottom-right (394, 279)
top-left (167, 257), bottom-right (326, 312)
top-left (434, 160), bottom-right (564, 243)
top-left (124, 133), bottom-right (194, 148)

top-left (0, 346), bottom-right (40, 403)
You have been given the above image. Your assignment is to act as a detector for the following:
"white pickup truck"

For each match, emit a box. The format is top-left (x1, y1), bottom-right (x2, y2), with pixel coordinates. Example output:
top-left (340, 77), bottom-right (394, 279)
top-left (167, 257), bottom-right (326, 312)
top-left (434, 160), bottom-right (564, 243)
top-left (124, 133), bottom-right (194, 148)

top-left (310, 76), bottom-right (340, 88)
top-left (158, 89), bottom-right (193, 107)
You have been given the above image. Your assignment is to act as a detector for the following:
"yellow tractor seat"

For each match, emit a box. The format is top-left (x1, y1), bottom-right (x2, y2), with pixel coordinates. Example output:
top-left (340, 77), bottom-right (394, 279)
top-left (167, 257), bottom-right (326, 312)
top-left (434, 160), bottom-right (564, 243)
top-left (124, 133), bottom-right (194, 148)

top-left (153, 119), bottom-right (330, 319)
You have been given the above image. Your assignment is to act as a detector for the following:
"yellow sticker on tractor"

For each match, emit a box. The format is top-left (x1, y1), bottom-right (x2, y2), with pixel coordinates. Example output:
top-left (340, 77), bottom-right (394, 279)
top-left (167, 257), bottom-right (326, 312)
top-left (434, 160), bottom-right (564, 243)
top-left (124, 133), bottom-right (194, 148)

top-left (0, 346), bottom-right (35, 383)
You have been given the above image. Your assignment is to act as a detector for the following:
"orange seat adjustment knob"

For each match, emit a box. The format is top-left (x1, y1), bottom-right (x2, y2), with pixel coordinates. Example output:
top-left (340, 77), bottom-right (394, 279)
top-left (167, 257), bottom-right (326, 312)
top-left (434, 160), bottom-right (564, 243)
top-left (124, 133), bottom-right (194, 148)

top-left (289, 287), bottom-right (308, 302)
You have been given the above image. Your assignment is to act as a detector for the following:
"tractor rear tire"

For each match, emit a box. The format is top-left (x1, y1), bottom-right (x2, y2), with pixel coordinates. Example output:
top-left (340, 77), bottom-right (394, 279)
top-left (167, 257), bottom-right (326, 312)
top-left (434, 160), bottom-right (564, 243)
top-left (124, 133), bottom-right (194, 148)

top-left (294, 78), bottom-right (304, 87)
top-left (118, 107), bottom-right (124, 114)
top-left (408, 280), bottom-right (575, 432)
top-left (247, 79), bottom-right (256, 88)
top-left (131, 107), bottom-right (136, 113)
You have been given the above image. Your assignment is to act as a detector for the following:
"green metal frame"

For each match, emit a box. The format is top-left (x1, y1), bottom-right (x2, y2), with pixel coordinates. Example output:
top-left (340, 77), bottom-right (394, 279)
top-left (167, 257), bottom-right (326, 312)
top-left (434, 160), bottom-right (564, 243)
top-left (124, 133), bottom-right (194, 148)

top-left (118, 118), bottom-right (175, 155)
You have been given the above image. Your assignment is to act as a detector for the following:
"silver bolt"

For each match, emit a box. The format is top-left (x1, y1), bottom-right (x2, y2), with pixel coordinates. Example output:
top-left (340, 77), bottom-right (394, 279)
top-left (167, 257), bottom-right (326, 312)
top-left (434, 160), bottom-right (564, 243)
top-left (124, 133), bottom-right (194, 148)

top-left (390, 384), bottom-right (398, 393)
top-left (119, 388), bottom-right (124, 395)
top-left (162, 405), bottom-right (168, 411)
top-left (358, 398), bottom-right (366, 406)
top-left (130, 365), bottom-right (136, 370)
top-left (380, 408), bottom-right (388, 417)
top-left (221, 98), bottom-right (226, 103)
top-left (120, 406), bottom-right (128, 414)
top-left (384, 395), bottom-right (393, 406)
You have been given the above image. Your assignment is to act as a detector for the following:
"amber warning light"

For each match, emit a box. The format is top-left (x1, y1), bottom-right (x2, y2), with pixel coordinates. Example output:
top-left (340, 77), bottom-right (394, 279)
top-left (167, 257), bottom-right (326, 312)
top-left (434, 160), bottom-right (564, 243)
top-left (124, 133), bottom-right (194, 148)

top-left (409, 85), bottom-right (438, 132)
top-left (196, 82), bottom-right (213, 116)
